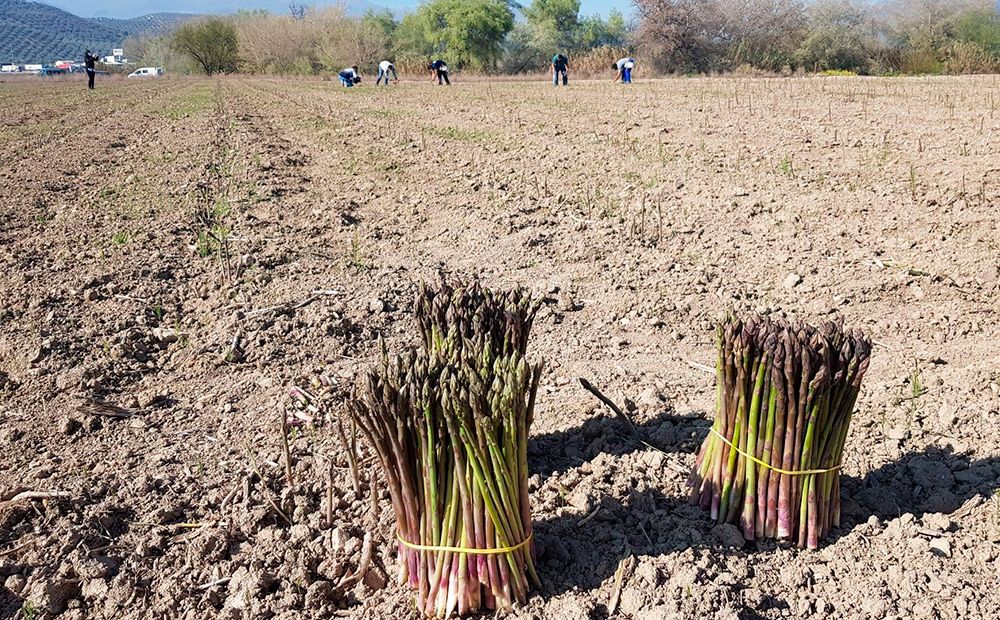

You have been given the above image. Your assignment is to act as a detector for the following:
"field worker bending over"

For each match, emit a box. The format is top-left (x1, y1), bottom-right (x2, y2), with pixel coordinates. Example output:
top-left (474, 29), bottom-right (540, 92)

top-left (552, 53), bottom-right (568, 86)
top-left (613, 57), bottom-right (635, 84)
top-left (376, 60), bottom-right (398, 85)
top-left (339, 66), bottom-right (361, 87)
top-left (428, 59), bottom-right (450, 85)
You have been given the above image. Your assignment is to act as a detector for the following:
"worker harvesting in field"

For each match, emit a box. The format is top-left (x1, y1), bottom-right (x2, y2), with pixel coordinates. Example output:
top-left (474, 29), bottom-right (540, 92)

top-left (613, 57), bottom-right (635, 84)
top-left (84, 50), bottom-right (99, 90)
top-left (428, 60), bottom-right (450, 85)
top-left (376, 60), bottom-right (398, 85)
top-left (339, 66), bottom-right (361, 87)
top-left (552, 53), bottom-right (568, 86)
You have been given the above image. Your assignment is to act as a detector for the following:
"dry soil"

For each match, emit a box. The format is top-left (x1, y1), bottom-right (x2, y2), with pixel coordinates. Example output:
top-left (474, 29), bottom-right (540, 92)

top-left (1, 74), bottom-right (999, 620)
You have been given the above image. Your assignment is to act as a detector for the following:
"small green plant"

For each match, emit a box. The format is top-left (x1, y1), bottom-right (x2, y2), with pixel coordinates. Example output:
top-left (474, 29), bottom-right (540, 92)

top-left (21, 601), bottom-right (38, 620)
top-left (348, 230), bottom-right (368, 270)
top-left (151, 305), bottom-right (165, 321)
top-left (212, 199), bottom-right (231, 219)
top-left (160, 84), bottom-right (215, 120)
top-left (366, 107), bottom-right (404, 120)
top-left (556, 484), bottom-right (570, 503)
top-left (197, 231), bottom-right (213, 257)
top-left (910, 362), bottom-right (924, 401)
top-left (111, 230), bottom-right (131, 246)
top-left (197, 224), bottom-right (229, 257)
top-left (892, 360), bottom-right (926, 420)
top-left (425, 125), bottom-right (489, 142)
top-left (778, 155), bottom-right (795, 179)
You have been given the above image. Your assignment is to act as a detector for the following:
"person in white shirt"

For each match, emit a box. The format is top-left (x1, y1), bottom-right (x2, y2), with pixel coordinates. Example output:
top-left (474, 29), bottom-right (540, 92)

top-left (376, 60), bottom-right (398, 86)
top-left (613, 57), bottom-right (635, 84)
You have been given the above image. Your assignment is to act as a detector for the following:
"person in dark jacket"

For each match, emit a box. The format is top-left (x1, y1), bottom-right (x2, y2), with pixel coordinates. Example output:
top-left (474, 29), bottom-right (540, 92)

top-left (338, 66), bottom-right (361, 87)
top-left (552, 53), bottom-right (568, 86)
top-left (428, 59), bottom-right (450, 85)
top-left (84, 50), bottom-right (99, 90)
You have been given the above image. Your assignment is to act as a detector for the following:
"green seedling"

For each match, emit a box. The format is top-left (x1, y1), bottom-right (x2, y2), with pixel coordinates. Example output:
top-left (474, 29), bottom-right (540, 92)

top-left (778, 155), bottom-right (795, 179)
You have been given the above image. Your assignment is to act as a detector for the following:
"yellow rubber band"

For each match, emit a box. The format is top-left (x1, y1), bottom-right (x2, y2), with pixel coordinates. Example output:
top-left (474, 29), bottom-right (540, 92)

top-left (396, 531), bottom-right (533, 555)
top-left (710, 427), bottom-right (841, 476)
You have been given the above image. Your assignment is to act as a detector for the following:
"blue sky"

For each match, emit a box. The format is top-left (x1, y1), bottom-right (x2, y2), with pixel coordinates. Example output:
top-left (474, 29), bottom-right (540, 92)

top-left (581, 0), bottom-right (631, 15)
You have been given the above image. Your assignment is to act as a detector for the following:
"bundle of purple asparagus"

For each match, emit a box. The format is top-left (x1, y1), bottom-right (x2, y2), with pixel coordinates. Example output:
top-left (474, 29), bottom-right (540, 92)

top-left (350, 279), bottom-right (542, 616)
top-left (688, 314), bottom-right (872, 548)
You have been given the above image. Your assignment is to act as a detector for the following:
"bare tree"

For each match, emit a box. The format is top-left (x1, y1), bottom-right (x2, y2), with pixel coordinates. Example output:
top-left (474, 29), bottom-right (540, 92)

top-left (313, 8), bottom-right (390, 72)
top-left (716, 0), bottom-right (808, 70)
top-left (635, 0), bottom-right (807, 72)
top-left (634, 0), bottom-right (728, 73)
top-left (882, 0), bottom-right (985, 50)
top-left (796, 0), bottom-right (884, 72)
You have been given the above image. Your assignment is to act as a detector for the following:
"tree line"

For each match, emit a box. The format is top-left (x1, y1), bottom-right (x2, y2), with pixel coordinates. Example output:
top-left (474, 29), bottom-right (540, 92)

top-left (128, 0), bottom-right (1000, 77)
top-left (635, 0), bottom-right (1000, 75)
top-left (127, 1), bottom-right (627, 76)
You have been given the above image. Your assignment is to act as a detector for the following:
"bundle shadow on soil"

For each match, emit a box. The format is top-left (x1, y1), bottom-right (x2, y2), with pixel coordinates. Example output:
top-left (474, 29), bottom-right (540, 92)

top-left (532, 445), bottom-right (999, 602)
top-left (532, 487), bottom-right (790, 607)
top-left (840, 448), bottom-right (1000, 525)
top-left (528, 409), bottom-right (712, 480)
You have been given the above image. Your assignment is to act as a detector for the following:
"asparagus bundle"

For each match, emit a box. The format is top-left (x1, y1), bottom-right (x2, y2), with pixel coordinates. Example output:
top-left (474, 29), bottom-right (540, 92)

top-left (350, 280), bottom-right (542, 617)
top-left (414, 279), bottom-right (538, 358)
top-left (688, 314), bottom-right (872, 548)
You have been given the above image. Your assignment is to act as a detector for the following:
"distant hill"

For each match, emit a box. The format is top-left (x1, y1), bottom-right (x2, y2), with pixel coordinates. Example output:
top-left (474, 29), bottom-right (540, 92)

top-left (44, 0), bottom-right (407, 19)
top-left (0, 0), bottom-right (192, 64)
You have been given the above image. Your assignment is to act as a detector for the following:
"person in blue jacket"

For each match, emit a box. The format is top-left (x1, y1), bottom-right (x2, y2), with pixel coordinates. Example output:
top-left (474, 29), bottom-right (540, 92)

top-left (339, 66), bottom-right (361, 87)
top-left (552, 53), bottom-right (568, 86)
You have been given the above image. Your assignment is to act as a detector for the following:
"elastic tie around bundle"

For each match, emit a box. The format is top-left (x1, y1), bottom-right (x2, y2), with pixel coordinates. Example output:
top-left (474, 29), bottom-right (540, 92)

top-left (709, 427), bottom-right (841, 476)
top-left (396, 531), bottom-right (533, 555)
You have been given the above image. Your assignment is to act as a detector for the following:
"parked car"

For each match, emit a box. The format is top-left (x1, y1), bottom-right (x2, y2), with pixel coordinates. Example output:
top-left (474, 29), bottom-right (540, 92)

top-left (127, 67), bottom-right (164, 78)
top-left (38, 66), bottom-right (67, 76)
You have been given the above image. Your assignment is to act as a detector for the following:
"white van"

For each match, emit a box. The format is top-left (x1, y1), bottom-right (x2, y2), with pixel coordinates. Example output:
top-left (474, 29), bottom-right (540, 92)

top-left (127, 67), bottom-right (164, 78)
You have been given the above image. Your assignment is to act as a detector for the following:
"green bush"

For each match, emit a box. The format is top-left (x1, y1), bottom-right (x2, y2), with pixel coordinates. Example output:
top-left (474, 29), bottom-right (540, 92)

top-left (172, 18), bottom-right (239, 75)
